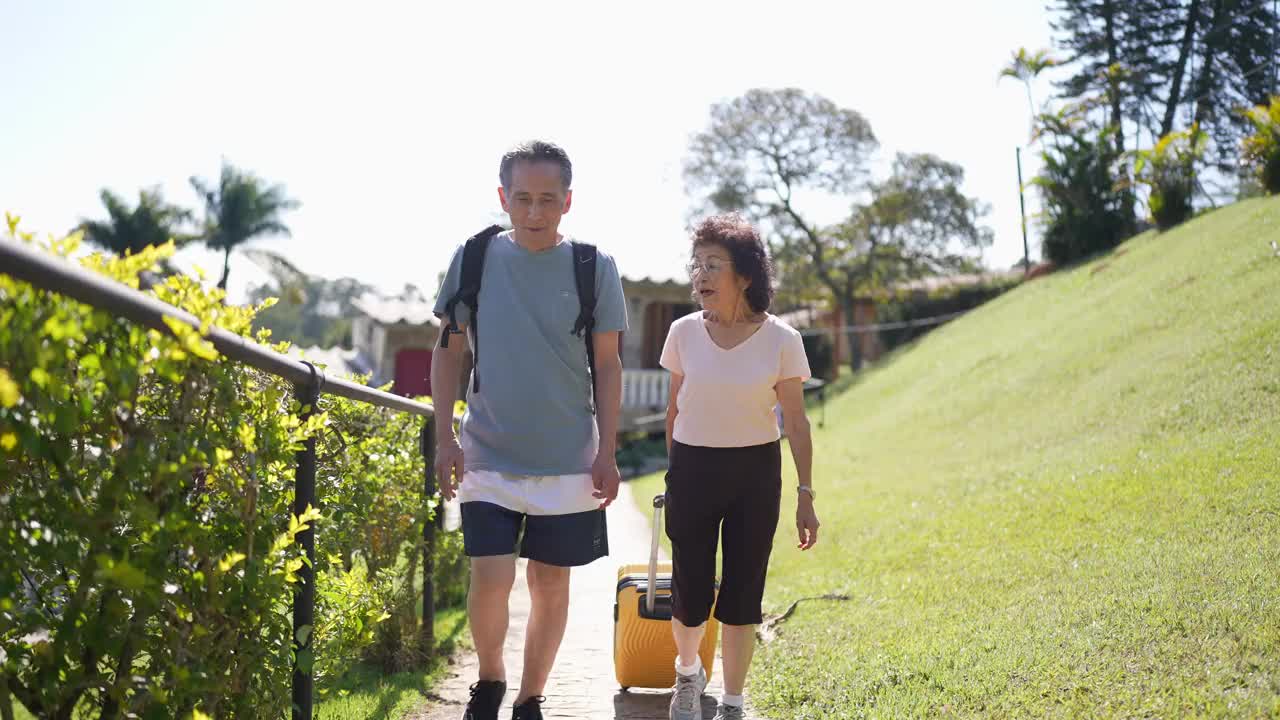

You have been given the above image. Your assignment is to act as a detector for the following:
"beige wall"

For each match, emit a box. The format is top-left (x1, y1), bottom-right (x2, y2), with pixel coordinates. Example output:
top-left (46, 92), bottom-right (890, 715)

top-left (352, 319), bottom-right (439, 387)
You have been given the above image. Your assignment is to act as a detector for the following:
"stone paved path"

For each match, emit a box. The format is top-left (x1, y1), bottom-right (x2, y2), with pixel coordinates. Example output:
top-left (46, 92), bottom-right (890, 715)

top-left (408, 481), bottom-right (766, 720)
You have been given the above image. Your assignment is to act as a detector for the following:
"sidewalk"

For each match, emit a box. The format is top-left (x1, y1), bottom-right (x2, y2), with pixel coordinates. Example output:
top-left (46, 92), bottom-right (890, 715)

top-left (408, 481), bottom-right (764, 720)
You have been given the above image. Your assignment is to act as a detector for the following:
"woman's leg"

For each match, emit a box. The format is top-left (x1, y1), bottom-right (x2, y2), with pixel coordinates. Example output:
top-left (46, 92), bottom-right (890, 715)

top-left (665, 442), bottom-right (724, 669)
top-left (719, 623), bottom-right (756, 696)
top-left (714, 442), bottom-right (782, 697)
top-left (673, 616), bottom-right (708, 668)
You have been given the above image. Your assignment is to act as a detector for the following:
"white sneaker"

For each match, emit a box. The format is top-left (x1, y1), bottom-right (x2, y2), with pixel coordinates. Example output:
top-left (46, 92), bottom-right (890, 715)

top-left (668, 667), bottom-right (708, 720)
top-left (712, 703), bottom-right (745, 720)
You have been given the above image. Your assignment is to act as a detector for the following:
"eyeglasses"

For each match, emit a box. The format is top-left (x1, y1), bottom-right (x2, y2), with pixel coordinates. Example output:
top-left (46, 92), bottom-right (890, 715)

top-left (685, 259), bottom-right (727, 277)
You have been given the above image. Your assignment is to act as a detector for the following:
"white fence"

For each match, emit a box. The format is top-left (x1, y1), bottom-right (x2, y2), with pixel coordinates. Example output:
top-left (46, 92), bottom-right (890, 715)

top-left (622, 368), bottom-right (669, 410)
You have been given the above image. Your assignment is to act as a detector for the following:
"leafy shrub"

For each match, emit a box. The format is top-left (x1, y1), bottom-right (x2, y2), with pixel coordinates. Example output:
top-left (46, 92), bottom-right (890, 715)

top-left (615, 432), bottom-right (666, 477)
top-left (0, 217), bottom-right (461, 717)
top-left (877, 276), bottom-right (1022, 353)
top-left (1134, 126), bottom-right (1206, 230)
top-left (1033, 106), bottom-right (1134, 264)
top-left (1242, 96), bottom-right (1280, 195)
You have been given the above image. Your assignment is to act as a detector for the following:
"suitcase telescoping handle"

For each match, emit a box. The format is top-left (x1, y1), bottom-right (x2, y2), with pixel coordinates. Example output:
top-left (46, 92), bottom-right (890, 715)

top-left (647, 494), bottom-right (664, 615)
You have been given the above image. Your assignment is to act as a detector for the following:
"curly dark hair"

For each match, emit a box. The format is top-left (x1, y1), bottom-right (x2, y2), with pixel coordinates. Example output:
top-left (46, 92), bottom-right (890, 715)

top-left (691, 214), bottom-right (774, 314)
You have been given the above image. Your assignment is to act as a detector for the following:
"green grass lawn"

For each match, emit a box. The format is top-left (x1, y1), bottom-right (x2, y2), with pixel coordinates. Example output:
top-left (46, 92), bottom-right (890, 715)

top-left (315, 604), bottom-right (469, 720)
top-left (630, 197), bottom-right (1280, 718)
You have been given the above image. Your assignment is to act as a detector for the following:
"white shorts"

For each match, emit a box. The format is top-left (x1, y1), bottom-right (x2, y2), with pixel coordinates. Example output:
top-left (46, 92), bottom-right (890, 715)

top-left (457, 470), bottom-right (599, 516)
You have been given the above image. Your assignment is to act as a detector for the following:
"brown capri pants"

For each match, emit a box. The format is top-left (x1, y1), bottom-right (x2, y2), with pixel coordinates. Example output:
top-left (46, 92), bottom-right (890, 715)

top-left (664, 439), bottom-right (782, 627)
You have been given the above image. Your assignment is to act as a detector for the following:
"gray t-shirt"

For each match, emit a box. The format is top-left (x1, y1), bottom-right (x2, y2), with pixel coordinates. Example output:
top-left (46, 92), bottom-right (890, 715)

top-left (433, 232), bottom-right (628, 476)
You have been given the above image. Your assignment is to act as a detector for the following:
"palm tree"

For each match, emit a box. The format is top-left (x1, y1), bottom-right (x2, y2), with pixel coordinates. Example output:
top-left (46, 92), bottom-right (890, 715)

top-left (78, 188), bottom-right (192, 257)
top-left (190, 161), bottom-right (299, 291)
top-left (999, 47), bottom-right (1058, 129)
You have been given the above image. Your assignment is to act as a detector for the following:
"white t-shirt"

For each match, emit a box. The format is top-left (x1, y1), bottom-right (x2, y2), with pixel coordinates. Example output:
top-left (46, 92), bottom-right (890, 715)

top-left (660, 312), bottom-right (812, 448)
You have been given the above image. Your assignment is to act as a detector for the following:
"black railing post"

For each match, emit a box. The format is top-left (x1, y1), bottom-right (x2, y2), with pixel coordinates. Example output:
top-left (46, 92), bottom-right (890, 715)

top-left (292, 362), bottom-right (323, 720)
top-left (420, 417), bottom-right (437, 656)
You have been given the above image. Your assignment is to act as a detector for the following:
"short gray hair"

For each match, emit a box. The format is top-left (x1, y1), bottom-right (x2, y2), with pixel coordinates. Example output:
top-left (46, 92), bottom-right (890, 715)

top-left (499, 140), bottom-right (573, 191)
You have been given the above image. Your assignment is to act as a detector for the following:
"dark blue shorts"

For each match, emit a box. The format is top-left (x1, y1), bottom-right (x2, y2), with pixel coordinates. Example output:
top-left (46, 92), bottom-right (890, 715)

top-left (460, 501), bottom-right (609, 567)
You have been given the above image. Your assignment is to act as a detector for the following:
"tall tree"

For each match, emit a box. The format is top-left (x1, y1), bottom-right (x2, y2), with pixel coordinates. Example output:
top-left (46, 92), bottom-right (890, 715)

top-left (684, 88), bottom-right (878, 323)
top-left (77, 188), bottom-right (191, 257)
top-left (244, 251), bottom-right (374, 349)
top-left (685, 90), bottom-right (992, 357)
top-left (1053, 0), bottom-right (1176, 145)
top-left (1053, 0), bottom-right (1278, 169)
top-left (835, 153), bottom-right (994, 289)
top-left (190, 161), bottom-right (299, 291)
top-left (1161, 0), bottom-right (1202, 138)
top-left (1189, 0), bottom-right (1278, 165)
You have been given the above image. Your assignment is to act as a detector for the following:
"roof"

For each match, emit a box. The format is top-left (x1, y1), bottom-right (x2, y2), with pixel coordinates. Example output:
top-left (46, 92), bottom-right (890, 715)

top-left (290, 345), bottom-right (370, 378)
top-left (888, 271), bottom-right (1021, 295)
top-left (623, 276), bottom-right (688, 289)
top-left (776, 306), bottom-right (825, 329)
top-left (622, 276), bottom-right (692, 304)
top-left (351, 294), bottom-right (440, 326)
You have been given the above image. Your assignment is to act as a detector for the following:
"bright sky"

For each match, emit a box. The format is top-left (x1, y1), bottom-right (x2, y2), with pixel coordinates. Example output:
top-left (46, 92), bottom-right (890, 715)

top-left (2, 1), bottom-right (1054, 304)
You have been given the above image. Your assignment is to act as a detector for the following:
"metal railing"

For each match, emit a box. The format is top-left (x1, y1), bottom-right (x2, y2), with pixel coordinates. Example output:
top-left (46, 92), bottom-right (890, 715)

top-left (1, 238), bottom-right (447, 720)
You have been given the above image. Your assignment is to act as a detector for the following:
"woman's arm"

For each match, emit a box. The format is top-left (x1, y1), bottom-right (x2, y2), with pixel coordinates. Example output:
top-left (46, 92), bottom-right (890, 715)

top-left (665, 372), bottom-right (684, 456)
top-left (777, 377), bottom-right (819, 550)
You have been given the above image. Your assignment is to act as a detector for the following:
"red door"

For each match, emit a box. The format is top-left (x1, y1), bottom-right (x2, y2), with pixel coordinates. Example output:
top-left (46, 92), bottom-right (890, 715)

top-left (393, 348), bottom-right (432, 397)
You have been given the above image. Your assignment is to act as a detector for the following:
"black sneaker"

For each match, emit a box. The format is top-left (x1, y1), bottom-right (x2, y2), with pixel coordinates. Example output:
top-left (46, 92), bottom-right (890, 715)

top-left (511, 696), bottom-right (545, 720)
top-left (463, 680), bottom-right (507, 720)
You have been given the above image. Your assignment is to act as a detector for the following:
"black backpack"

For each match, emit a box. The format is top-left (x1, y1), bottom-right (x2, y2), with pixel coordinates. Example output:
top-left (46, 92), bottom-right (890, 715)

top-left (438, 225), bottom-right (600, 412)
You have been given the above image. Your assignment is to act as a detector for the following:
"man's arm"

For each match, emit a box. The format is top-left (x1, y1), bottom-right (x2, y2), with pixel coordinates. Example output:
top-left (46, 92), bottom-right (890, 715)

top-left (590, 330), bottom-right (623, 508)
top-left (430, 326), bottom-right (468, 500)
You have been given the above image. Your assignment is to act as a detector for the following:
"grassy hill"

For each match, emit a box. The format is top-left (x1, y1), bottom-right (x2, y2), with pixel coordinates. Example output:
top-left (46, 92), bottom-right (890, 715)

top-left (631, 197), bottom-right (1280, 718)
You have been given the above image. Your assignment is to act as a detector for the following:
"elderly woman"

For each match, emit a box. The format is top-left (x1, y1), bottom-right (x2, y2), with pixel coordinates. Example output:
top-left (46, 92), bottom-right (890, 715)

top-left (660, 214), bottom-right (821, 720)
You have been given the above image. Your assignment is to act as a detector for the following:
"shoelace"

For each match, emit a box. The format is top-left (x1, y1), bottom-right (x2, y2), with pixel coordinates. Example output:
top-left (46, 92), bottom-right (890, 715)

top-left (515, 696), bottom-right (546, 718)
top-left (467, 682), bottom-right (503, 715)
top-left (718, 705), bottom-right (745, 720)
top-left (674, 674), bottom-right (700, 713)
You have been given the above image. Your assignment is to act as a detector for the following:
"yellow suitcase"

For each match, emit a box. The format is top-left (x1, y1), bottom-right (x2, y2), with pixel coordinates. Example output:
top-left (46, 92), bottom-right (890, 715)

top-left (613, 494), bottom-right (719, 690)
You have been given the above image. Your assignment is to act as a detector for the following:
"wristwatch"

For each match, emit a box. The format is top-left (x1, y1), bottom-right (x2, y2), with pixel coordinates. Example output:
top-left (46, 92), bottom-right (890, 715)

top-left (797, 485), bottom-right (816, 500)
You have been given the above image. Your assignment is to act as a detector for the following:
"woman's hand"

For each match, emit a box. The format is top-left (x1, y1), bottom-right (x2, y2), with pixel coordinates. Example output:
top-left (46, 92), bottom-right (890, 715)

top-left (796, 497), bottom-right (820, 550)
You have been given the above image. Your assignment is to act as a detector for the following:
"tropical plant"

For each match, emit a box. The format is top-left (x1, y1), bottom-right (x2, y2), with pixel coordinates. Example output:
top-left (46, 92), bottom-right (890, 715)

top-left (999, 47), bottom-right (1058, 124)
top-left (1032, 103), bottom-right (1133, 264)
top-left (190, 161), bottom-right (299, 291)
top-left (1133, 124), bottom-right (1207, 230)
top-left (77, 187), bottom-right (192, 257)
top-left (1241, 95), bottom-right (1280, 195)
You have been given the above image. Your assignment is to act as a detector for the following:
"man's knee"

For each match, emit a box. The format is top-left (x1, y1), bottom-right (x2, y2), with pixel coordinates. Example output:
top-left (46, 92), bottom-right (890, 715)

top-left (470, 555), bottom-right (516, 597)
top-left (526, 560), bottom-right (570, 602)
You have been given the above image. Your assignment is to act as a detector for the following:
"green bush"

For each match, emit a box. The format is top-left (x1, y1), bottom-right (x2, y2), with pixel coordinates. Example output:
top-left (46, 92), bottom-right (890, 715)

top-left (877, 276), bottom-right (1022, 353)
top-left (313, 388), bottom-right (468, 675)
top-left (0, 218), bottom-right (459, 717)
top-left (1033, 107), bottom-right (1134, 264)
top-left (615, 432), bottom-right (666, 476)
top-left (1134, 125), bottom-right (1206, 230)
top-left (1242, 96), bottom-right (1280, 195)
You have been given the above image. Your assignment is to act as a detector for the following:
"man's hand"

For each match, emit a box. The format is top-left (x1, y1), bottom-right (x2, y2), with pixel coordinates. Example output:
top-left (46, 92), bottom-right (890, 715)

top-left (796, 498), bottom-right (820, 550)
top-left (434, 436), bottom-right (465, 501)
top-left (591, 451), bottom-right (621, 509)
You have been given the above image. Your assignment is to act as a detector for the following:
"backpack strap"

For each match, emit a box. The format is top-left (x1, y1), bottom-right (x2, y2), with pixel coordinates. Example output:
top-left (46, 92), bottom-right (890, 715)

top-left (439, 225), bottom-right (503, 392)
top-left (570, 241), bottom-right (599, 414)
